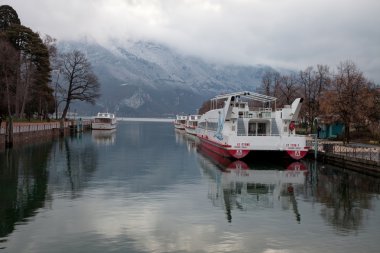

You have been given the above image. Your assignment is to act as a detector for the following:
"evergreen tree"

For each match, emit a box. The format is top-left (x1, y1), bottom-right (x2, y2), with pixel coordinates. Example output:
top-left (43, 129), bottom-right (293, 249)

top-left (0, 5), bottom-right (53, 118)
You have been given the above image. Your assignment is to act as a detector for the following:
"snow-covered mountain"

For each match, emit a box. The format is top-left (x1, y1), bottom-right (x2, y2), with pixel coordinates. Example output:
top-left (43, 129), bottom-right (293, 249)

top-left (60, 40), bottom-right (274, 117)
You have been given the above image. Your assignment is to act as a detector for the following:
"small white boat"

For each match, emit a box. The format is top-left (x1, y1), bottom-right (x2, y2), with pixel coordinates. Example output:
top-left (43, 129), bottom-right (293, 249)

top-left (196, 91), bottom-right (310, 160)
top-left (185, 115), bottom-right (201, 135)
top-left (174, 115), bottom-right (187, 130)
top-left (91, 113), bottom-right (117, 130)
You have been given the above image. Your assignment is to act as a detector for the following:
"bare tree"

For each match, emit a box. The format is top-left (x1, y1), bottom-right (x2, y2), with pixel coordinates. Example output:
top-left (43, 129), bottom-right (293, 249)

top-left (59, 50), bottom-right (100, 120)
top-left (43, 35), bottom-right (61, 119)
top-left (320, 61), bottom-right (373, 142)
top-left (277, 73), bottom-right (299, 106)
top-left (299, 65), bottom-right (330, 132)
top-left (259, 69), bottom-right (281, 97)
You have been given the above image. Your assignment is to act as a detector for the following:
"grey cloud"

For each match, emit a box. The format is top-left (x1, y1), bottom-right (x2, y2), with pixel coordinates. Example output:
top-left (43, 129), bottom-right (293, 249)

top-left (3, 0), bottom-right (380, 82)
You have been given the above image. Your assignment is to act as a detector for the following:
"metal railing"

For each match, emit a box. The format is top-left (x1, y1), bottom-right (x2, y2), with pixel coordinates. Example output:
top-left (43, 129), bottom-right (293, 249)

top-left (312, 142), bottom-right (380, 163)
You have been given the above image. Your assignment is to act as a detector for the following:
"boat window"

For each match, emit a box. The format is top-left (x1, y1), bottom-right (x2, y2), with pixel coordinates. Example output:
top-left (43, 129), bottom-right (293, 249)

top-left (257, 123), bottom-right (266, 135)
top-left (248, 123), bottom-right (257, 136)
top-left (95, 118), bottom-right (111, 123)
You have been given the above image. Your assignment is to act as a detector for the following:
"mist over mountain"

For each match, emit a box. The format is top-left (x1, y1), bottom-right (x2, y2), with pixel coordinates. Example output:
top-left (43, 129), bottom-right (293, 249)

top-left (60, 40), bottom-right (275, 117)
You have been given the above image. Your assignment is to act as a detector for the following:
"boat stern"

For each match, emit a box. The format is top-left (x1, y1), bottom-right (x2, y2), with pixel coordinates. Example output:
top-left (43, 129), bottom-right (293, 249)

top-left (228, 149), bottom-right (250, 159)
top-left (286, 150), bottom-right (308, 160)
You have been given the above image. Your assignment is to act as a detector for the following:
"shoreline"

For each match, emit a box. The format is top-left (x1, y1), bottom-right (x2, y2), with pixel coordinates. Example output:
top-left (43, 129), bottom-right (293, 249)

top-left (0, 120), bottom-right (90, 151)
top-left (117, 117), bottom-right (174, 122)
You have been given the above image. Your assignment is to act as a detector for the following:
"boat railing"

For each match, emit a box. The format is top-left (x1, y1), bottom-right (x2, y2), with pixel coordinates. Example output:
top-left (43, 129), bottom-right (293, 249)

top-left (238, 111), bottom-right (272, 119)
top-left (238, 133), bottom-right (281, 137)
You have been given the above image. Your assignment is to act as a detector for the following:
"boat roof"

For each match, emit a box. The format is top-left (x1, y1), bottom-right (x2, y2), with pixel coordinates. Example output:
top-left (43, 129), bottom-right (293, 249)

top-left (213, 91), bottom-right (277, 103)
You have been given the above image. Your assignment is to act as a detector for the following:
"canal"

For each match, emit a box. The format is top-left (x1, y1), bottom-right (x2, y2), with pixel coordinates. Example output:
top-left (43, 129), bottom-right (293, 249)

top-left (1, 121), bottom-right (380, 253)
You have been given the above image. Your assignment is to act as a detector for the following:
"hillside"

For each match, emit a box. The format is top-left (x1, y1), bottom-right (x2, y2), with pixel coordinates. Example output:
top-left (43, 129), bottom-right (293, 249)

top-left (61, 40), bottom-right (273, 117)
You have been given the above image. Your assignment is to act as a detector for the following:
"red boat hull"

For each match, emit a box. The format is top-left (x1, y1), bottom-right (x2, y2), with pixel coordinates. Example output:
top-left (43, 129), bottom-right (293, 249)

top-left (198, 135), bottom-right (250, 159)
top-left (198, 135), bottom-right (308, 160)
top-left (286, 150), bottom-right (308, 160)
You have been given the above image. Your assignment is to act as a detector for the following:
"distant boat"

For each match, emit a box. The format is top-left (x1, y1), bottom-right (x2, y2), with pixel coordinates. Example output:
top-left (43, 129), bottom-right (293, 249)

top-left (174, 115), bottom-right (187, 130)
top-left (91, 113), bottom-right (117, 130)
top-left (196, 91), bottom-right (310, 160)
top-left (185, 114), bottom-right (201, 135)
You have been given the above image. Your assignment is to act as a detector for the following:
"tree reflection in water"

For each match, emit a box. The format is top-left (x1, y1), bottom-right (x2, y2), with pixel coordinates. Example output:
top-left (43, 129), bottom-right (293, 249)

top-left (0, 143), bottom-right (51, 241)
top-left (317, 165), bottom-right (380, 234)
top-left (0, 134), bottom-right (99, 245)
top-left (51, 136), bottom-right (98, 198)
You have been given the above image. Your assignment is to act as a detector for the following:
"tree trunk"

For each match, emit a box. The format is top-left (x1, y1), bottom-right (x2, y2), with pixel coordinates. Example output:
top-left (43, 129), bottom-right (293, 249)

top-left (344, 124), bottom-right (350, 144)
top-left (5, 117), bottom-right (13, 148)
top-left (19, 61), bottom-right (32, 118)
top-left (61, 99), bottom-right (70, 120)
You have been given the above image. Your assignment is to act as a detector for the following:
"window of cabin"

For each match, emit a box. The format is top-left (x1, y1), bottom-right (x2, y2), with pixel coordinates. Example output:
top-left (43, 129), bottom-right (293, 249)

top-left (257, 123), bottom-right (266, 135)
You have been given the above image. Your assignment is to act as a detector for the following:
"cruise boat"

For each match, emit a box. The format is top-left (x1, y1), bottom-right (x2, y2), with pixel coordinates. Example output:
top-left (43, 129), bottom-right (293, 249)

top-left (184, 115), bottom-right (201, 135)
top-left (91, 113), bottom-right (117, 130)
top-left (174, 115), bottom-right (187, 130)
top-left (196, 91), bottom-right (310, 160)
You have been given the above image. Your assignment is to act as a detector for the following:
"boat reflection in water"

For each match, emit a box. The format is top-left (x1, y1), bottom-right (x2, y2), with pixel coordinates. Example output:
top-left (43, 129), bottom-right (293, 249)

top-left (197, 145), bottom-right (307, 223)
top-left (91, 129), bottom-right (116, 145)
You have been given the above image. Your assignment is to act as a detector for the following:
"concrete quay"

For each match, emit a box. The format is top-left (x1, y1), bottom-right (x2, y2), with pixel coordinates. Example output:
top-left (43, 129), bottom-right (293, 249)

top-left (0, 120), bottom-right (92, 151)
top-left (311, 141), bottom-right (380, 177)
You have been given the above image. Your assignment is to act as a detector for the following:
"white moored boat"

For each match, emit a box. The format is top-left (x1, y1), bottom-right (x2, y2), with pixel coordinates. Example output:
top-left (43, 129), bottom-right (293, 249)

top-left (91, 113), bottom-right (117, 130)
top-left (174, 115), bottom-right (187, 130)
top-left (196, 91), bottom-right (310, 160)
top-left (185, 115), bottom-right (201, 135)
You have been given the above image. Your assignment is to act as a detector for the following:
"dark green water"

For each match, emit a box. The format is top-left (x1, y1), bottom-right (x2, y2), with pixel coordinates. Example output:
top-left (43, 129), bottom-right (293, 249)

top-left (1, 122), bottom-right (380, 253)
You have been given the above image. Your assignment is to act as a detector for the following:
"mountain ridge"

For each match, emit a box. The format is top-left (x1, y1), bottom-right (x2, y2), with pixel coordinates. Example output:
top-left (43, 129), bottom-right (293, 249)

top-left (60, 40), bottom-right (275, 117)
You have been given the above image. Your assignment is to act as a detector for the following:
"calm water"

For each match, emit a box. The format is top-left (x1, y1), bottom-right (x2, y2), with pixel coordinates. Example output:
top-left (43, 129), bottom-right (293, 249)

top-left (1, 122), bottom-right (380, 253)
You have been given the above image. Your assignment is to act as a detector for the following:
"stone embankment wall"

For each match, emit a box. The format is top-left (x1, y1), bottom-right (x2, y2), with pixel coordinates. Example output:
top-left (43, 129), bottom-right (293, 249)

top-left (0, 120), bottom-right (91, 151)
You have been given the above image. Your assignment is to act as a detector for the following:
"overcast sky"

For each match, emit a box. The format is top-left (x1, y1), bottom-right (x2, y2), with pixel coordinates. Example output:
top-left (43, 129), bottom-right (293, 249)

top-left (2, 0), bottom-right (380, 82)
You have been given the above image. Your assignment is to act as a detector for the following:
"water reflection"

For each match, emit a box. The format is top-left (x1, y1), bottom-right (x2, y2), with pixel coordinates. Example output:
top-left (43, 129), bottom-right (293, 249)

top-left (0, 134), bottom-right (99, 248)
top-left (178, 130), bottom-right (380, 235)
top-left (49, 136), bottom-right (98, 197)
top-left (316, 165), bottom-right (380, 234)
top-left (1, 123), bottom-right (380, 253)
top-left (0, 143), bottom-right (51, 241)
top-left (174, 129), bottom-right (186, 145)
top-left (197, 145), bottom-right (307, 223)
top-left (91, 129), bottom-right (116, 145)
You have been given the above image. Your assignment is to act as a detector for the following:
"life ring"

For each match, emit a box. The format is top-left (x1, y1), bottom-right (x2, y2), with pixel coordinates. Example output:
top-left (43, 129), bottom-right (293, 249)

top-left (289, 121), bottom-right (295, 131)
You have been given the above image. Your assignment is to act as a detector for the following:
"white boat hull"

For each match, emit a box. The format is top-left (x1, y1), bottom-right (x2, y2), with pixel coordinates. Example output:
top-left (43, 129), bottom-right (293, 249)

top-left (91, 123), bottom-right (117, 130)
